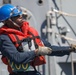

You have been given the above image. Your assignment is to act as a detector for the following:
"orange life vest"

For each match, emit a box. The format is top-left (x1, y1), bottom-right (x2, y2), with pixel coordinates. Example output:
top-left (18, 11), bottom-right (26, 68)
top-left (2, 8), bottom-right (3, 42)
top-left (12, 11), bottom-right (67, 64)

top-left (0, 22), bottom-right (46, 73)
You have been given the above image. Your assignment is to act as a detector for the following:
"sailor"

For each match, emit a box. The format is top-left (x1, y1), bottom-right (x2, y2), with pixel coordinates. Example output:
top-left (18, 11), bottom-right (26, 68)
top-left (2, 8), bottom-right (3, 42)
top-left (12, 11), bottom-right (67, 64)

top-left (0, 4), bottom-right (52, 75)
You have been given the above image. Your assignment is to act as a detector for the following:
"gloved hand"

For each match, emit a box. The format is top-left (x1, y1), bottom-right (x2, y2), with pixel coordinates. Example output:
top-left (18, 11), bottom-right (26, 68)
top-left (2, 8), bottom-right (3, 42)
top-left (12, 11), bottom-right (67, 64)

top-left (70, 44), bottom-right (76, 52)
top-left (35, 46), bottom-right (52, 56)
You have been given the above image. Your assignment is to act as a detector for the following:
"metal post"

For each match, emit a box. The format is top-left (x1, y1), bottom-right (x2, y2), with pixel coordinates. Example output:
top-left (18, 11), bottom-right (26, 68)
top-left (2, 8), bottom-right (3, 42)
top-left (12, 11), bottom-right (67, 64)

top-left (46, 12), bottom-right (51, 75)
top-left (71, 52), bottom-right (74, 75)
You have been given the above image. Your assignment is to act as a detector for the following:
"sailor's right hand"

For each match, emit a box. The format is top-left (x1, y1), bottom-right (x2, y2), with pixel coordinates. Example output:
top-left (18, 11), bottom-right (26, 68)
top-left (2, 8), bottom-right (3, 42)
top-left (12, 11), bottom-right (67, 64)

top-left (35, 46), bottom-right (52, 56)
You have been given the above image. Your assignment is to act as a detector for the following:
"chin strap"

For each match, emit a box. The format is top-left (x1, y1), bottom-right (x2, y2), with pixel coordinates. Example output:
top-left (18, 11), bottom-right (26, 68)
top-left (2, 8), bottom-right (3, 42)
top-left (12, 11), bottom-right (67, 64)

top-left (9, 19), bottom-right (20, 27)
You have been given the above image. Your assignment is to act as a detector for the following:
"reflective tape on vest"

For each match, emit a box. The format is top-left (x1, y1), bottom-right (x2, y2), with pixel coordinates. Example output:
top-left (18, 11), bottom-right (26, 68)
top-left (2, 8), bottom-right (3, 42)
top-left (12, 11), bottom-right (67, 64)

top-left (8, 59), bottom-right (29, 72)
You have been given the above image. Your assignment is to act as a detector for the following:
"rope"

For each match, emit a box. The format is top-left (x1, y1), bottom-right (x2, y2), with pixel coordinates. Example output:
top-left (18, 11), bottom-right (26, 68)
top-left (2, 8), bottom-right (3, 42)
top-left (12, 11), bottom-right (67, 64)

top-left (53, 9), bottom-right (76, 17)
top-left (55, 33), bottom-right (76, 42)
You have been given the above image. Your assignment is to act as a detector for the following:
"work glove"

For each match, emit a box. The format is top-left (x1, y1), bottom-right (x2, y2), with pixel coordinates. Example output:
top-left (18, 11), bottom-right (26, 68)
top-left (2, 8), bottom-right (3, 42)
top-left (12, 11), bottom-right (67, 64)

top-left (70, 44), bottom-right (76, 52)
top-left (36, 46), bottom-right (52, 56)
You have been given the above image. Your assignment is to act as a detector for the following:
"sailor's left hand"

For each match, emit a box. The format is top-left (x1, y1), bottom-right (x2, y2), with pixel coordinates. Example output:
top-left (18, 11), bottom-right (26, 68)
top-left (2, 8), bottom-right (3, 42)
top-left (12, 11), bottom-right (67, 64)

top-left (70, 44), bottom-right (76, 52)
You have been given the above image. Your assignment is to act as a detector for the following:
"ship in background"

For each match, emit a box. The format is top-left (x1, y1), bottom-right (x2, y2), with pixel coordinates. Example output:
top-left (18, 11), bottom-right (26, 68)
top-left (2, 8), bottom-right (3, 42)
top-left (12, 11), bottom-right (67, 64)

top-left (0, 0), bottom-right (76, 75)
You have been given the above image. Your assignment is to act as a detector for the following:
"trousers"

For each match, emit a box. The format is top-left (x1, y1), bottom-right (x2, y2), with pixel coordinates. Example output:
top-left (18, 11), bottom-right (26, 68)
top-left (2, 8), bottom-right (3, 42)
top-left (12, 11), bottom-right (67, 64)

top-left (9, 71), bottom-right (41, 75)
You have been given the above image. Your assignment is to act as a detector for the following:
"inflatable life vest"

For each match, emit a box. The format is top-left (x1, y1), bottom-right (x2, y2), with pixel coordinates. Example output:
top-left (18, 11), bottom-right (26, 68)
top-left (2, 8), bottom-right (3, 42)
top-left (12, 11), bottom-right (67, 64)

top-left (0, 22), bottom-right (46, 73)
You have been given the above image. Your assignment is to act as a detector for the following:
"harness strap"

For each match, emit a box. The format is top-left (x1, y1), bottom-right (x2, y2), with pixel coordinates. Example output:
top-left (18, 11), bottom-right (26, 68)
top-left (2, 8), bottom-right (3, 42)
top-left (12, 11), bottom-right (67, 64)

top-left (13, 34), bottom-right (23, 52)
top-left (28, 31), bottom-right (40, 49)
top-left (28, 31), bottom-right (41, 71)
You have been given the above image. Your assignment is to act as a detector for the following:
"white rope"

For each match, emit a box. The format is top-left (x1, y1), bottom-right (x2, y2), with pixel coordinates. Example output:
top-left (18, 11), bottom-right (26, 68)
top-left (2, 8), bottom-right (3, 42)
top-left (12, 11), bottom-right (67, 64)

top-left (55, 33), bottom-right (76, 42)
top-left (53, 9), bottom-right (76, 17)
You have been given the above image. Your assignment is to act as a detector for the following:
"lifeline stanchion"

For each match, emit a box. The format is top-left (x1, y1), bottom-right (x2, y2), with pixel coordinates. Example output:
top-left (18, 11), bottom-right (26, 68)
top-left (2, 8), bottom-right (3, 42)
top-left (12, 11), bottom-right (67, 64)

top-left (71, 52), bottom-right (74, 75)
